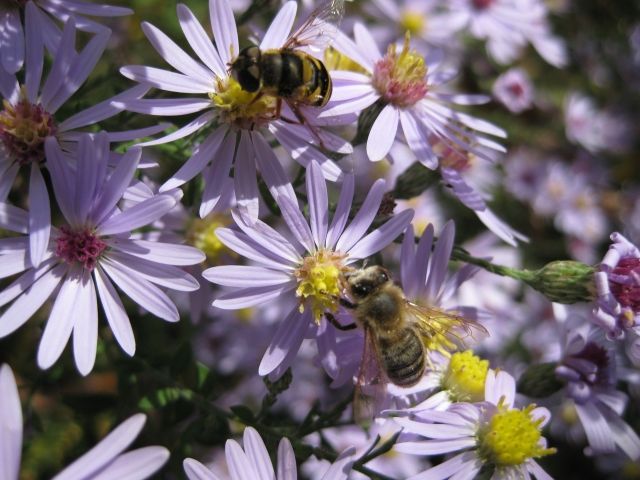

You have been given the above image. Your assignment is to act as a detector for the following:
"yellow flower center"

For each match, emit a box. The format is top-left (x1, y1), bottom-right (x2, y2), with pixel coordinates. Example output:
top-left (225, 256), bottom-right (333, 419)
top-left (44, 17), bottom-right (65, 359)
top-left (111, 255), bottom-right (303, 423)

top-left (441, 350), bottom-right (489, 402)
top-left (324, 47), bottom-right (368, 74)
top-left (294, 249), bottom-right (349, 323)
top-left (478, 404), bottom-right (556, 467)
top-left (0, 87), bottom-right (57, 165)
top-left (210, 76), bottom-right (279, 129)
top-left (187, 214), bottom-right (232, 263)
top-left (400, 11), bottom-right (425, 35)
top-left (372, 33), bottom-right (428, 108)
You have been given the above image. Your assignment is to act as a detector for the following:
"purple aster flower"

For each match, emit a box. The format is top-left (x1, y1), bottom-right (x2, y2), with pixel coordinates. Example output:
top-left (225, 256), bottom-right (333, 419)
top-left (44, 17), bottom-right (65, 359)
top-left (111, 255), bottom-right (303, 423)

top-left (325, 24), bottom-right (526, 245)
top-left (0, 133), bottom-right (205, 375)
top-left (0, 363), bottom-right (169, 480)
top-left (1, 12), bottom-right (162, 268)
top-left (554, 323), bottom-right (640, 459)
top-left (504, 149), bottom-right (547, 204)
top-left (203, 159), bottom-right (413, 376)
top-left (492, 67), bottom-right (535, 114)
top-left (117, 0), bottom-right (353, 219)
top-left (448, 0), bottom-right (567, 67)
top-left (394, 370), bottom-right (556, 480)
top-left (303, 420), bottom-right (426, 479)
top-left (327, 23), bottom-right (506, 167)
top-left (183, 426), bottom-right (355, 480)
top-left (363, 0), bottom-right (466, 50)
top-left (593, 232), bottom-right (640, 356)
top-left (0, 0), bottom-right (131, 74)
top-left (564, 92), bottom-right (631, 154)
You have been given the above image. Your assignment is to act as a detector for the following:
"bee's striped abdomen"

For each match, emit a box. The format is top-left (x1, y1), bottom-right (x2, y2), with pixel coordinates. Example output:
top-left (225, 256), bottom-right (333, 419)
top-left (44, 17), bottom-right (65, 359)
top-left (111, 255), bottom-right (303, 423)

top-left (379, 329), bottom-right (425, 387)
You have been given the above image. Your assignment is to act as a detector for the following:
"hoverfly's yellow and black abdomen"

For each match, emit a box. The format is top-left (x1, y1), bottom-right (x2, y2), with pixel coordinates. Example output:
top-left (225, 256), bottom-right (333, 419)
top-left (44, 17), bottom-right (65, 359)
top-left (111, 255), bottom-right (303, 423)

top-left (230, 46), bottom-right (262, 93)
top-left (230, 46), bottom-right (333, 107)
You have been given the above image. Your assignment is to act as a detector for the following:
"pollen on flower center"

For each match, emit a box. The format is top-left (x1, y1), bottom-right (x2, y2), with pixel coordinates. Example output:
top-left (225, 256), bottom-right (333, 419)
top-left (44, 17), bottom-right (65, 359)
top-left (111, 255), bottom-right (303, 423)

top-left (0, 91), bottom-right (57, 165)
top-left (372, 33), bottom-right (428, 108)
top-left (55, 226), bottom-right (107, 271)
top-left (441, 350), bottom-right (489, 402)
top-left (478, 404), bottom-right (556, 467)
top-left (210, 76), bottom-right (279, 129)
top-left (294, 250), bottom-right (349, 323)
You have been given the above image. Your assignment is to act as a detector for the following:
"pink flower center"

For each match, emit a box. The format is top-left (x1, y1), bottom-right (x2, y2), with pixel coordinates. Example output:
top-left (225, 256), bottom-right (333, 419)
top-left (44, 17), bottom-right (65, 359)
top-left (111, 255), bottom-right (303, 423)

top-left (55, 226), bottom-right (107, 271)
top-left (507, 82), bottom-right (525, 97)
top-left (372, 34), bottom-right (428, 108)
top-left (432, 136), bottom-right (473, 171)
top-left (472, 0), bottom-right (494, 10)
top-left (609, 257), bottom-right (640, 313)
top-left (0, 93), bottom-right (57, 165)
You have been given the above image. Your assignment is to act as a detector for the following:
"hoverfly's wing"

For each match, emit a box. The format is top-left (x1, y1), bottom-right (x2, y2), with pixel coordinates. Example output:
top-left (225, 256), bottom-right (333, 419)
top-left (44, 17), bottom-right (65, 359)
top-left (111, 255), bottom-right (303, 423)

top-left (404, 301), bottom-right (488, 357)
top-left (283, 0), bottom-right (345, 53)
top-left (353, 326), bottom-right (388, 425)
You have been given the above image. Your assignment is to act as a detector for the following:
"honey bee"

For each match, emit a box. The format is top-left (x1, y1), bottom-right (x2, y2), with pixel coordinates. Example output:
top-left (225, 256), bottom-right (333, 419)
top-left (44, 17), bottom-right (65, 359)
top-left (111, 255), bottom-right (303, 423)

top-left (327, 266), bottom-right (486, 420)
top-left (229, 1), bottom-right (344, 131)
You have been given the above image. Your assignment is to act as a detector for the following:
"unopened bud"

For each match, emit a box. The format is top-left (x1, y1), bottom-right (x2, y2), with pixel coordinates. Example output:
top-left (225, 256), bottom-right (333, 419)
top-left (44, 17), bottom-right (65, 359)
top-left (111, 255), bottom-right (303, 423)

top-left (522, 261), bottom-right (596, 304)
top-left (517, 362), bottom-right (565, 398)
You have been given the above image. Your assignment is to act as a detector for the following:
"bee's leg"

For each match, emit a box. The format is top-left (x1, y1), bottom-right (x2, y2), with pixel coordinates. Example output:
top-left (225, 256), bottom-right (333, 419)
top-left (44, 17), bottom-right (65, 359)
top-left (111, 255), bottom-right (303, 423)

top-left (325, 312), bottom-right (357, 331)
top-left (339, 297), bottom-right (358, 310)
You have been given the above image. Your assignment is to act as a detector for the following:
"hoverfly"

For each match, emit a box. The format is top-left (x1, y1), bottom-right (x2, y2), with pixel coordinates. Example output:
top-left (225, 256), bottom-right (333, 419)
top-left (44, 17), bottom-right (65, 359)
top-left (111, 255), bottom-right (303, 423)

top-left (228, 1), bottom-right (345, 145)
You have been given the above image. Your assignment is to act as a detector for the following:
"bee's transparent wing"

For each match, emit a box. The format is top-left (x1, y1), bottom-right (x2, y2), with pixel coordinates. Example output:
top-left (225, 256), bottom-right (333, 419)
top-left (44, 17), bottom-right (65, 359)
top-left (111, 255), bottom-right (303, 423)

top-left (353, 326), bottom-right (388, 424)
top-left (283, 0), bottom-right (345, 53)
top-left (405, 301), bottom-right (488, 355)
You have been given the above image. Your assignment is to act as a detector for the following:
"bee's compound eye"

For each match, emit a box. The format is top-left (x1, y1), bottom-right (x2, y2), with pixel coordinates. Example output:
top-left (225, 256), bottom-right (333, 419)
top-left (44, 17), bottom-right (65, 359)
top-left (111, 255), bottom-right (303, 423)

top-left (352, 283), bottom-right (371, 298)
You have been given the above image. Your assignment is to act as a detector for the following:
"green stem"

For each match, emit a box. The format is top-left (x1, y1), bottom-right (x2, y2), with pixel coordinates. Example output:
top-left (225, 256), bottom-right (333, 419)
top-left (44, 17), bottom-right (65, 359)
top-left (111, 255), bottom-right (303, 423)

top-left (450, 246), bottom-right (535, 282)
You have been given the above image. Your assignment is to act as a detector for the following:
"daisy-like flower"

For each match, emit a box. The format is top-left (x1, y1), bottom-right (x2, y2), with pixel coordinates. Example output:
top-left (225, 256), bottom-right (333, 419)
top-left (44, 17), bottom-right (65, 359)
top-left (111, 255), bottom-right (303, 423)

top-left (1, 12), bottom-right (160, 267)
top-left (492, 67), bottom-right (535, 114)
top-left (0, 133), bottom-right (205, 375)
top-left (203, 160), bottom-right (413, 377)
top-left (564, 92), bottom-right (631, 154)
top-left (0, 0), bottom-right (131, 74)
top-left (593, 232), bottom-right (640, 358)
top-left (0, 364), bottom-right (169, 480)
top-left (324, 25), bottom-right (525, 245)
top-left (363, 0), bottom-right (466, 50)
top-left (183, 426), bottom-right (355, 480)
top-left (117, 0), bottom-right (352, 220)
top-left (394, 370), bottom-right (556, 480)
top-left (554, 323), bottom-right (640, 459)
top-left (448, 0), bottom-right (568, 67)
top-left (326, 23), bottom-right (506, 167)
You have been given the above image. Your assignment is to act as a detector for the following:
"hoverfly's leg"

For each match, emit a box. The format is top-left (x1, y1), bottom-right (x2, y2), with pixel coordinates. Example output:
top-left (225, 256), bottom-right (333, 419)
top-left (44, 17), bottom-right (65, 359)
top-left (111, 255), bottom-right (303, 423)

top-left (325, 312), bottom-right (357, 331)
top-left (286, 101), bottom-right (328, 150)
top-left (275, 97), bottom-right (282, 119)
top-left (247, 90), bottom-right (264, 106)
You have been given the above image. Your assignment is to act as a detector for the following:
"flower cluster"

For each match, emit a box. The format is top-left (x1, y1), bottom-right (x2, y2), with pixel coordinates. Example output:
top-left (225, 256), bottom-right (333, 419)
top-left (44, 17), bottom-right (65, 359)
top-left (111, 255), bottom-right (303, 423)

top-left (1, 0), bottom-right (639, 479)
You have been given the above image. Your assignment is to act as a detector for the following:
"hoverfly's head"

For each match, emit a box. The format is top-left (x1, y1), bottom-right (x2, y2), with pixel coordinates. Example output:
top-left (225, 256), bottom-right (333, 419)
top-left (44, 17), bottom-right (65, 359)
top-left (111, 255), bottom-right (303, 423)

top-left (229, 46), bottom-right (262, 93)
top-left (346, 266), bottom-right (391, 299)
